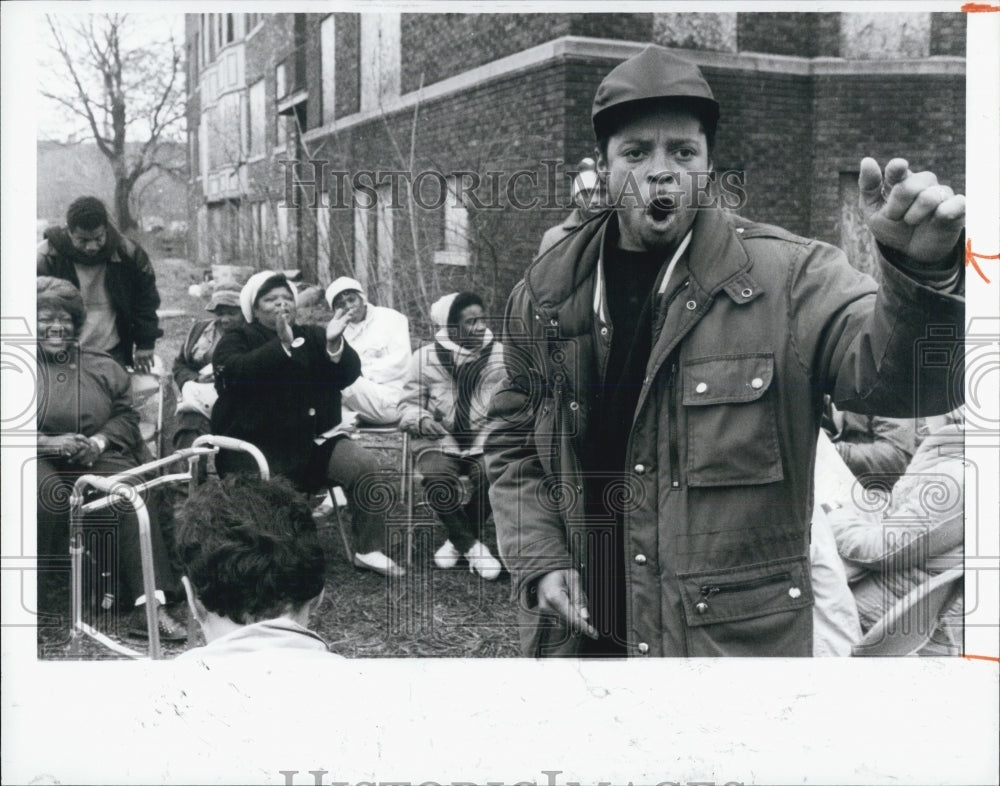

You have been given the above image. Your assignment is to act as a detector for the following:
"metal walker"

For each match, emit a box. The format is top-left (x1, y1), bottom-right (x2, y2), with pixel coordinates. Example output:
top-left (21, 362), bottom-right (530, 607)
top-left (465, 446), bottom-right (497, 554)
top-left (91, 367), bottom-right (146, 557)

top-left (68, 435), bottom-right (269, 659)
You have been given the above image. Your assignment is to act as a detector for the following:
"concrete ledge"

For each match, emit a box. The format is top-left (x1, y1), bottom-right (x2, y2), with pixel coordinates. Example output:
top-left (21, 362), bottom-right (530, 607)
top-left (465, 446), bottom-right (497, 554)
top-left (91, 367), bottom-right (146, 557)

top-left (302, 35), bottom-right (965, 143)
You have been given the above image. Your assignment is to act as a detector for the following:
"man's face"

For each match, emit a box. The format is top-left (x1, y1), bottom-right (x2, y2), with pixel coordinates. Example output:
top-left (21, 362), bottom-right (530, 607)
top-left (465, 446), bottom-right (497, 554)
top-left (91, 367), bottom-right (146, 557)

top-left (332, 290), bottom-right (366, 323)
top-left (598, 105), bottom-right (711, 252)
top-left (214, 305), bottom-right (243, 328)
top-left (68, 225), bottom-right (108, 258)
top-left (452, 304), bottom-right (486, 349)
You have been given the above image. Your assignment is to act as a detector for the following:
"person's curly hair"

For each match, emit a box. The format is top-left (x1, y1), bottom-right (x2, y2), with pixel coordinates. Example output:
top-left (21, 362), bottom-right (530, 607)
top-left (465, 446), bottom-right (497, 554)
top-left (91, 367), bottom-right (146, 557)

top-left (176, 475), bottom-right (326, 624)
top-left (37, 276), bottom-right (86, 336)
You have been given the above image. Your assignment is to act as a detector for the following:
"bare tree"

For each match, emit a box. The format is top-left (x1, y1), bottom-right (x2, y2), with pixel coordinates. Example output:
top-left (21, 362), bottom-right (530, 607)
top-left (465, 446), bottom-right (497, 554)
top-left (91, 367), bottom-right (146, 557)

top-left (40, 13), bottom-right (186, 233)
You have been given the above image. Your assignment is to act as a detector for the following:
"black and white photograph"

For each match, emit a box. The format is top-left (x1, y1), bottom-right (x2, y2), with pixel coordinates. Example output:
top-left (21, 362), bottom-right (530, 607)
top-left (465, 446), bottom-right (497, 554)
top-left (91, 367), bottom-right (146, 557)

top-left (2, 2), bottom-right (998, 784)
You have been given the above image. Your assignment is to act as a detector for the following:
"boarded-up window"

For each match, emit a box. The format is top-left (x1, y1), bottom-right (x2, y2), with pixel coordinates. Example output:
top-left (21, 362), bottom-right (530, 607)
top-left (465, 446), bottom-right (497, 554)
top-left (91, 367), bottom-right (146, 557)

top-left (435, 175), bottom-right (470, 267)
top-left (838, 172), bottom-right (880, 284)
top-left (320, 15), bottom-right (336, 125)
top-left (359, 13), bottom-right (401, 112)
top-left (248, 79), bottom-right (265, 156)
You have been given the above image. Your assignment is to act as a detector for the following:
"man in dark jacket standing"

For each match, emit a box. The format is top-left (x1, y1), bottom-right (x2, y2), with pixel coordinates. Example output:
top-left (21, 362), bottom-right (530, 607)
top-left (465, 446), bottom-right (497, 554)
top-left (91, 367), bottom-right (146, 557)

top-left (485, 46), bottom-right (965, 658)
top-left (37, 196), bottom-right (162, 372)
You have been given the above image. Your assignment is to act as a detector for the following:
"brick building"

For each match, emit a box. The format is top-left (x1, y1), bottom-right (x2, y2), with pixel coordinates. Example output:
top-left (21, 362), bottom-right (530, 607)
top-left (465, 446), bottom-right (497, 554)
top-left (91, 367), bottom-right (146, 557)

top-left (184, 11), bottom-right (965, 325)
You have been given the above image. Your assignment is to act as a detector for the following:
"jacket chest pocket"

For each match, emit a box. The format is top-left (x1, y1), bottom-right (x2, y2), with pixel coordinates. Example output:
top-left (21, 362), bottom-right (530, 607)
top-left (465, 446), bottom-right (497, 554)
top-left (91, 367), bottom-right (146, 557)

top-left (681, 353), bottom-right (783, 486)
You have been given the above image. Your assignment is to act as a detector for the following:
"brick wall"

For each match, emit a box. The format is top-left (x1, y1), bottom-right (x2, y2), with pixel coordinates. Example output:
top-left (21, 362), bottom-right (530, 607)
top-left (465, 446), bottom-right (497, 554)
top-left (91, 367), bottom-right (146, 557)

top-left (568, 14), bottom-right (654, 41)
top-left (930, 13), bottom-right (966, 56)
top-left (810, 73), bottom-right (965, 246)
top-left (737, 14), bottom-right (825, 57)
top-left (400, 14), bottom-right (571, 93)
top-left (707, 67), bottom-right (813, 236)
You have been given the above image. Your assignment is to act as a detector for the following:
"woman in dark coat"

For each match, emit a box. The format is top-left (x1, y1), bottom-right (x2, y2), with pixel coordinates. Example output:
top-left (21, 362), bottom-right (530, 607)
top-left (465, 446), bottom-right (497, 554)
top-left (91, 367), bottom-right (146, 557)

top-left (212, 271), bottom-right (403, 576)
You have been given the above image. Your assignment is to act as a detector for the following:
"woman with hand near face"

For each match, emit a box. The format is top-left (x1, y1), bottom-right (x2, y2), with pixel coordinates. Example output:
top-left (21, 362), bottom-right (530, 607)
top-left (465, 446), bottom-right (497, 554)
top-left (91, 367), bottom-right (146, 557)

top-left (211, 271), bottom-right (404, 577)
top-left (35, 276), bottom-right (186, 641)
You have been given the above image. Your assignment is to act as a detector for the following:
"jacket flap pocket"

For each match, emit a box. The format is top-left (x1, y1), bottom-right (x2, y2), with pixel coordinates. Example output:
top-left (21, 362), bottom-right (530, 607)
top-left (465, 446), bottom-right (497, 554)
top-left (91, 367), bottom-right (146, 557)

top-left (682, 353), bottom-right (774, 405)
top-left (678, 556), bottom-right (812, 627)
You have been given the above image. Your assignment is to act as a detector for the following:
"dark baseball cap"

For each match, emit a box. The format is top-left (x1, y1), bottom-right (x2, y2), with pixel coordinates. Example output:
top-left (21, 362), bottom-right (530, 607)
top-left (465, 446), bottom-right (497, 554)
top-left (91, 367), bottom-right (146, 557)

top-left (592, 46), bottom-right (720, 139)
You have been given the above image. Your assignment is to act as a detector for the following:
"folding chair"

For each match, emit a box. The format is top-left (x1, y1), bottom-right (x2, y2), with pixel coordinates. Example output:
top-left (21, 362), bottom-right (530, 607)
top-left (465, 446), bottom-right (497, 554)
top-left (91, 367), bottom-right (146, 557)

top-left (851, 567), bottom-right (964, 657)
top-left (68, 435), bottom-right (269, 659)
top-left (130, 354), bottom-right (167, 460)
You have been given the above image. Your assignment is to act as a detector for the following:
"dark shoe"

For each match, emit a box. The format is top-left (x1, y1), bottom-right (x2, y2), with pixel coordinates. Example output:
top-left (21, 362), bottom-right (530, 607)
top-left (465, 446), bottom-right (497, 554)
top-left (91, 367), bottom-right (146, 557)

top-left (128, 602), bottom-right (188, 642)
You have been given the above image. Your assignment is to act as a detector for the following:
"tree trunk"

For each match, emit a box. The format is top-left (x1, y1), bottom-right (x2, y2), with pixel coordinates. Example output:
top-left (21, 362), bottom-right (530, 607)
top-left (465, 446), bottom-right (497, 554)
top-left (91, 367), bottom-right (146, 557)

top-left (114, 175), bottom-right (138, 233)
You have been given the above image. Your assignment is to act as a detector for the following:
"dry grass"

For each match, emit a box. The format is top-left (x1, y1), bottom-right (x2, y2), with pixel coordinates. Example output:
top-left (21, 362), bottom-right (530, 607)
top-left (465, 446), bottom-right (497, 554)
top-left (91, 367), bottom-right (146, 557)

top-left (38, 255), bottom-right (520, 660)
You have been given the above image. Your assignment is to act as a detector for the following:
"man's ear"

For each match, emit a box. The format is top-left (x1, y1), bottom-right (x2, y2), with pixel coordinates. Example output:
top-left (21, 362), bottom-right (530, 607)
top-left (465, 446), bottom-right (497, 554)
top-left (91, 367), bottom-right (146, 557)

top-left (180, 575), bottom-right (207, 625)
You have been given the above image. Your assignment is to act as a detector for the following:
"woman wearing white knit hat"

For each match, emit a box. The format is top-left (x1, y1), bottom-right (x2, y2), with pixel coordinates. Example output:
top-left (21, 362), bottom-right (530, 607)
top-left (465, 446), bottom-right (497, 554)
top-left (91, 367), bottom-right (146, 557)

top-left (211, 271), bottom-right (404, 577)
top-left (324, 277), bottom-right (411, 426)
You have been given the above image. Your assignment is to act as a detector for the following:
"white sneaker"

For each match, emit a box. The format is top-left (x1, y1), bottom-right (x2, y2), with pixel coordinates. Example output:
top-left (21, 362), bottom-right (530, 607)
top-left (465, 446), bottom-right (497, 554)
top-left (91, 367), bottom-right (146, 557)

top-left (353, 551), bottom-right (405, 577)
top-left (464, 540), bottom-right (501, 581)
top-left (434, 539), bottom-right (461, 569)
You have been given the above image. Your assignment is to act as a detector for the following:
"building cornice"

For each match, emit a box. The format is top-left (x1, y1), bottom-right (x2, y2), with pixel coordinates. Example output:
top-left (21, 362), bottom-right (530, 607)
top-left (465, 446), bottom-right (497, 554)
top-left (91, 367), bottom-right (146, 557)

top-left (300, 34), bottom-right (963, 143)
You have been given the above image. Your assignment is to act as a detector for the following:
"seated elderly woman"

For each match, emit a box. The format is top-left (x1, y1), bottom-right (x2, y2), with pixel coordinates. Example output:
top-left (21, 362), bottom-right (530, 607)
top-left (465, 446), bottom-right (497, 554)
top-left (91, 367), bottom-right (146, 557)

top-left (175, 475), bottom-right (338, 657)
top-left (211, 270), bottom-right (403, 576)
top-left (35, 276), bottom-right (186, 640)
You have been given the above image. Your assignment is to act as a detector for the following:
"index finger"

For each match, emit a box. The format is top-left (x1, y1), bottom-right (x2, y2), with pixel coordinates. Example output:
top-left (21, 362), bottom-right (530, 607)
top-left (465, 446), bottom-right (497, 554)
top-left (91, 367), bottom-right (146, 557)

top-left (548, 578), bottom-right (598, 640)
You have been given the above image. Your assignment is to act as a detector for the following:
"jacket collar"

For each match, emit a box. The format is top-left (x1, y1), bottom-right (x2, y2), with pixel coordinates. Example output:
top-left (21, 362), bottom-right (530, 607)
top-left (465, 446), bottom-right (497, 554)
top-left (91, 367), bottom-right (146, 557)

top-left (47, 224), bottom-right (125, 265)
top-left (524, 208), bottom-right (759, 323)
top-left (434, 327), bottom-right (495, 365)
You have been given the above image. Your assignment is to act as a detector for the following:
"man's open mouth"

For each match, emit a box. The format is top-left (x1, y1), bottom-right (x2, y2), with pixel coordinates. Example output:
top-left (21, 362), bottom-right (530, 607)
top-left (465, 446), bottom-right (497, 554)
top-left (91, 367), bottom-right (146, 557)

top-left (647, 195), bottom-right (678, 222)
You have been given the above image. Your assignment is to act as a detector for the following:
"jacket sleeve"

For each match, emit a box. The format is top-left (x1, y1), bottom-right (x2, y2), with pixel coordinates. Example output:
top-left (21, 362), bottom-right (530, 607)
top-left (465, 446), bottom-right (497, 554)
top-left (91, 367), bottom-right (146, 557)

top-left (484, 282), bottom-right (574, 600)
top-left (213, 327), bottom-right (295, 389)
top-left (787, 240), bottom-right (964, 419)
top-left (327, 336), bottom-right (362, 388)
top-left (96, 363), bottom-right (143, 454)
top-left (129, 243), bottom-right (163, 350)
top-left (396, 347), bottom-right (429, 431)
top-left (172, 322), bottom-right (203, 389)
top-left (835, 414), bottom-right (916, 478)
top-left (37, 241), bottom-right (52, 274)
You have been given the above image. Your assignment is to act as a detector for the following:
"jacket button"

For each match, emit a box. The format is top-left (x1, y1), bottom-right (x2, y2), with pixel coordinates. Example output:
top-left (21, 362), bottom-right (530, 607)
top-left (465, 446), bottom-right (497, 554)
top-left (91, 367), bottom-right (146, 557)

top-left (695, 382), bottom-right (708, 394)
top-left (569, 401), bottom-right (579, 411)
top-left (686, 300), bottom-right (697, 311)
top-left (637, 642), bottom-right (649, 654)
top-left (695, 601), bottom-right (709, 614)
top-left (750, 377), bottom-right (764, 389)
top-left (788, 587), bottom-right (802, 598)
top-left (634, 554), bottom-right (647, 565)
top-left (600, 326), bottom-right (608, 337)
top-left (634, 463), bottom-right (645, 474)
top-left (308, 408), bottom-right (316, 416)
top-left (549, 318), bottom-right (558, 327)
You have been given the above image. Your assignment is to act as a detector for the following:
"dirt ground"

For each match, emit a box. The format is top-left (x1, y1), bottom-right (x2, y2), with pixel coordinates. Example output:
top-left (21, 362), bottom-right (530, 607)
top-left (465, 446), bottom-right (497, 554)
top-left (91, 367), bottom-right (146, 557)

top-left (38, 255), bottom-right (520, 660)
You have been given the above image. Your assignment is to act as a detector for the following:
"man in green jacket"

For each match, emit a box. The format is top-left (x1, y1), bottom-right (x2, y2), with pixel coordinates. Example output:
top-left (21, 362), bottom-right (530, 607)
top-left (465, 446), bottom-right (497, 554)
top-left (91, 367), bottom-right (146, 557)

top-left (484, 46), bottom-right (965, 657)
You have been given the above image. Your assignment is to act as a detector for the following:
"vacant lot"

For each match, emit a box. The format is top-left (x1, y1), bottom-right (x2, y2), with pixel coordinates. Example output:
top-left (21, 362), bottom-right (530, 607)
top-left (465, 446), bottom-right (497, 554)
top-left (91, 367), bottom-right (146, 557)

top-left (38, 254), bottom-right (520, 659)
